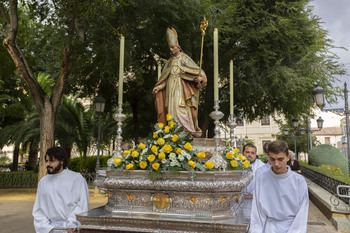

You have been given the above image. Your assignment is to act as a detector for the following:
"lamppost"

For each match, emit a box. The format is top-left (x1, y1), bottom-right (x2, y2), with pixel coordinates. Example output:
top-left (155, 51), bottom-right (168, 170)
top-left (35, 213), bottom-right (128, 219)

top-left (320, 82), bottom-right (350, 162)
top-left (235, 135), bottom-right (248, 151)
top-left (95, 96), bottom-right (106, 171)
top-left (284, 119), bottom-right (304, 160)
top-left (284, 118), bottom-right (323, 160)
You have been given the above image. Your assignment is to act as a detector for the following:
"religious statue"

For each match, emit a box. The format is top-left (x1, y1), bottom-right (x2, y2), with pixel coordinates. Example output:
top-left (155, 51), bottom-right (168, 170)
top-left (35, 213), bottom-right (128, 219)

top-left (153, 28), bottom-right (207, 138)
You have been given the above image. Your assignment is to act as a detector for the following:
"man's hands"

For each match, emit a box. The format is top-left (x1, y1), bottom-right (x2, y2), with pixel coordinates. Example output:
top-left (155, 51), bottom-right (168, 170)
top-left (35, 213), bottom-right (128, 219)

top-left (68, 228), bottom-right (77, 233)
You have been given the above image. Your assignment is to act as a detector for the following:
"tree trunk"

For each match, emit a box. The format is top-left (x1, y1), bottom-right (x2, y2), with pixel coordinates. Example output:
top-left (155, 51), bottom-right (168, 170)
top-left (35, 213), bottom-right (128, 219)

top-left (28, 141), bottom-right (38, 171)
top-left (38, 99), bottom-right (56, 180)
top-left (10, 145), bottom-right (19, 171)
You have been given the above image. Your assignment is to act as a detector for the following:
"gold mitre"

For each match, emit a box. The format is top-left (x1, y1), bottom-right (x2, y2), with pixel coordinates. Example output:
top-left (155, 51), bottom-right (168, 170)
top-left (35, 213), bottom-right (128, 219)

top-left (166, 28), bottom-right (179, 47)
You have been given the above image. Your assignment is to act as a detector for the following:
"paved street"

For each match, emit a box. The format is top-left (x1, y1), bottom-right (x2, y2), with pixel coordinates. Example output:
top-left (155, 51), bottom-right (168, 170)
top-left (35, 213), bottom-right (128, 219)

top-left (0, 189), bottom-right (339, 233)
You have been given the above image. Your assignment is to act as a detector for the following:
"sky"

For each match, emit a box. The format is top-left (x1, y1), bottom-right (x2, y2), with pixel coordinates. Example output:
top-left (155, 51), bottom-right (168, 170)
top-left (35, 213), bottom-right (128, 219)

top-left (310, 0), bottom-right (350, 108)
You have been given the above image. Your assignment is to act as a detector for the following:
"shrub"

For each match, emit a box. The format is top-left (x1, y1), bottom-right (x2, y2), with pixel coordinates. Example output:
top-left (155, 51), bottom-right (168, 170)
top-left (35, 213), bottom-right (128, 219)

top-left (308, 144), bottom-right (349, 174)
top-left (69, 155), bottom-right (113, 172)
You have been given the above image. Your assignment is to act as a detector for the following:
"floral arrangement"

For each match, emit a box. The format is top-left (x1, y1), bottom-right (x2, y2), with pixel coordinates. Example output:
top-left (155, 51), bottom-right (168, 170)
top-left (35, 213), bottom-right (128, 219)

top-left (112, 114), bottom-right (251, 181)
top-left (222, 147), bottom-right (251, 170)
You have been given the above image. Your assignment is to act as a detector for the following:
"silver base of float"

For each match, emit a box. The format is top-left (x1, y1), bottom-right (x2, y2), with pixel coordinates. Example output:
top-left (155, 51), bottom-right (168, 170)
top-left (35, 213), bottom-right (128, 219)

top-left (77, 168), bottom-right (252, 233)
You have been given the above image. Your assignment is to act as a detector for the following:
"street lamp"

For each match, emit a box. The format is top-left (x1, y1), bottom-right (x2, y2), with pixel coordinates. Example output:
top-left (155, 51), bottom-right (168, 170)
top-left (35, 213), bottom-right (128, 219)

top-left (284, 119), bottom-right (305, 160)
top-left (322, 82), bottom-right (350, 164)
top-left (312, 84), bottom-right (326, 110)
top-left (95, 96), bottom-right (106, 171)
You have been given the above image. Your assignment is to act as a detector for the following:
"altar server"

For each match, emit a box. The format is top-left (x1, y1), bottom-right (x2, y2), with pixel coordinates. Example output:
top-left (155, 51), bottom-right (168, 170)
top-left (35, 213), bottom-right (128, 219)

top-left (243, 144), bottom-right (265, 199)
top-left (33, 147), bottom-right (89, 233)
top-left (249, 140), bottom-right (309, 233)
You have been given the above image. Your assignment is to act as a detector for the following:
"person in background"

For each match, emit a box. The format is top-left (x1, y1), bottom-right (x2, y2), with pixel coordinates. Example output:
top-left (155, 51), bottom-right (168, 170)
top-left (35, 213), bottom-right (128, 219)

top-left (242, 143), bottom-right (265, 199)
top-left (287, 152), bottom-right (301, 173)
top-left (249, 140), bottom-right (309, 233)
top-left (33, 147), bottom-right (89, 233)
top-left (255, 141), bottom-right (272, 176)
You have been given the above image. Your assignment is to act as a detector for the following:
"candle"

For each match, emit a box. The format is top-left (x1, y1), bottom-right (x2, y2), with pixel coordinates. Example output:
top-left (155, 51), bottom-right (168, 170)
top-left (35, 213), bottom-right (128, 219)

top-left (213, 28), bottom-right (219, 102)
top-left (158, 63), bottom-right (161, 80)
top-left (118, 35), bottom-right (125, 105)
top-left (230, 60), bottom-right (234, 115)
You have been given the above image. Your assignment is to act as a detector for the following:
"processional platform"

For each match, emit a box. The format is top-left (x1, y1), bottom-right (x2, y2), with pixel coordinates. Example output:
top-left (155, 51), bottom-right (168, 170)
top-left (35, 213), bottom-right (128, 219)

top-left (77, 138), bottom-right (252, 233)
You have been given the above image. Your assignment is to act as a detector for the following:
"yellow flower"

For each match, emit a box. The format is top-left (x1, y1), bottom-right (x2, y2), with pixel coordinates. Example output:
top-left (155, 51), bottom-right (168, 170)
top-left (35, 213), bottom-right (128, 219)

top-left (230, 160), bottom-right (238, 167)
top-left (166, 114), bottom-right (172, 121)
top-left (188, 160), bottom-right (196, 168)
top-left (164, 126), bottom-right (170, 134)
top-left (233, 148), bottom-right (240, 154)
top-left (162, 144), bottom-right (173, 153)
top-left (157, 138), bottom-right (165, 146)
top-left (138, 143), bottom-right (146, 150)
top-left (131, 151), bottom-right (139, 158)
top-left (172, 134), bottom-right (178, 142)
top-left (236, 154), bottom-right (243, 161)
top-left (170, 121), bottom-right (176, 128)
top-left (114, 158), bottom-right (122, 165)
top-left (152, 163), bottom-right (160, 171)
top-left (123, 150), bottom-right (130, 157)
top-left (176, 148), bottom-right (182, 154)
top-left (153, 132), bottom-right (158, 139)
top-left (130, 148), bottom-right (135, 152)
top-left (196, 152), bottom-right (206, 158)
top-left (147, 154), bottom-right (156, 162)
top-left (140, 161), bottom-right (147, 169)
top-left (151, 145), bottom-right (158, 153)
top-left (158, 123), bottom-right (164, 129)
top-left (205, 161), bottom-right (214, 169)
top-left (158, 152), bottom-right (166, 160)
top-left (243, 161), bottom-right (250, 168)
top-left (226, 152), bottom-right (234, 160)
top-left (126, 163), bottom-right (134, 170)
top-left (184, 142), bottom-right (192, 151)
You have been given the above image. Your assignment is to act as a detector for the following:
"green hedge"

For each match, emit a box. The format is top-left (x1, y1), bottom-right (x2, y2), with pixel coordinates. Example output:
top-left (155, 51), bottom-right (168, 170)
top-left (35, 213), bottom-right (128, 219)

top-left (300, 161), bottom-right (350, 184)
top-left (69, 155), bottom-right (113, 173)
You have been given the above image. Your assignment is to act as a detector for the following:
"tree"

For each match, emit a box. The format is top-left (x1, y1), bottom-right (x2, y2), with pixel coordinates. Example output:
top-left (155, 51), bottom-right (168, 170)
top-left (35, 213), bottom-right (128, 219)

top-left (0, 1), bottom-right (89, 179)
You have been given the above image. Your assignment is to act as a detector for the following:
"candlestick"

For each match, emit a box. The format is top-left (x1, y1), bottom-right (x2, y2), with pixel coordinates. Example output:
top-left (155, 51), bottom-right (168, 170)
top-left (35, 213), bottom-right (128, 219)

top-left (213, 28), bottom-right (219, 102)
top-left (230, 60), bottom-right (234, 115)
top-left (118, 35), bottom-right (125, 105)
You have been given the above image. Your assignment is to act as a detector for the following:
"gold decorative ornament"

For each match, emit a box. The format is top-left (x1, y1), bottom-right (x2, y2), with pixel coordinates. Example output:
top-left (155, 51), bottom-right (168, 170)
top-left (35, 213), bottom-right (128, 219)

top-left (126, 193), bottom-right (135, 200)
top-left (153, 194), bottom-right (170, 210)
top-left (233, 194), bottom-right (240, 202)
top-left (219, 197), bottom-right (227, 203)
top-left (189, 196), bottom-right (198, 203)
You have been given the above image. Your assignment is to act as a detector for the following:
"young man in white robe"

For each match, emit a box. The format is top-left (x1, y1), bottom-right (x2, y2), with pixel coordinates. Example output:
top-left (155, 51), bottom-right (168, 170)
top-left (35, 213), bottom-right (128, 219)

top-left (243, 144), bottom-right (265, 199)
top-left (249, 140), bottom-right (309, 233)
top-left (33, 147), bottom-right (89, 233)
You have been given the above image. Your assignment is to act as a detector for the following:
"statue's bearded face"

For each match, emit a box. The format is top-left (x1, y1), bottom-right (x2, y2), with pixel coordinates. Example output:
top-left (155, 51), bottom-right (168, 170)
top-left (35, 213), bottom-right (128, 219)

top-left (169, 45), bottom-right (180, 56)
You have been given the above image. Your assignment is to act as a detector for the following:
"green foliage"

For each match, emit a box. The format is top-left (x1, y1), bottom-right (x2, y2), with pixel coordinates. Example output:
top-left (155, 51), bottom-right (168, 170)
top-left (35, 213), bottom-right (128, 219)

top-left (258, 154), bottom-right (268, 163)
top-left (0, 156), bottom-right (11, 166)
top-left (69, 155), bottom-right (112, 173)
top-left (308, 144), bottom-right (349, 175)
top-left (300, 161), bottom-right (350, 184)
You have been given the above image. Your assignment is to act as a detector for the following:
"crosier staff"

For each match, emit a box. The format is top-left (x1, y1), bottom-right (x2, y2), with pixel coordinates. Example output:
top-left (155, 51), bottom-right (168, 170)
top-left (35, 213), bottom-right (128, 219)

top-left (198, 17), bottom-right (208, 77)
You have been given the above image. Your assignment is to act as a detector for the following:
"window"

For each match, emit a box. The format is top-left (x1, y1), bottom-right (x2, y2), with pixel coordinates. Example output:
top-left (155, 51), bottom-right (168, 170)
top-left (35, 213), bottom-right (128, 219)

top-left (261, 116), bottom-right (270, 126)
top-left (325, 137), bottom-right (330, 145)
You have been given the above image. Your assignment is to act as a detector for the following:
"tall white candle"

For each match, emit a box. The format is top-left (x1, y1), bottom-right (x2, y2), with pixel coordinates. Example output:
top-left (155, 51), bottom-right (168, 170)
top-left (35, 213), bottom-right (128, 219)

top-left (230, 60), bottom-right (234, 115)
top-left (118, 35), bottom-right (125, 105)
top-left (213, 28), bottom-right (219, 102)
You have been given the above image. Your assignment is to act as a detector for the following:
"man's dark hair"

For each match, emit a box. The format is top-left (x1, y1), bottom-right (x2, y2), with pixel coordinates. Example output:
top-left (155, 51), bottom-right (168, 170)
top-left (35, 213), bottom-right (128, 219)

top-left (263, 141), bottom-right (271, 154)
top-left (267, 140), bottom-right (288, 156)
top-left (243, 143), bottom-right (257, 153)
top-left (45, 147), bottom-right (68, 169)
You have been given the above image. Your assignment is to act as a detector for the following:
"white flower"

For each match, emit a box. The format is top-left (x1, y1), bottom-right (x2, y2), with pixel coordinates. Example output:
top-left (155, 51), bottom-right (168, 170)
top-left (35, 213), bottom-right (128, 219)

top-left (141, 148), bottom-right (148, 155)
top-left (170, 161), bottom-right (176, 167)
top-left (186, 154), bottom-right (192, 160)
top-left (161, 158), bottom-right (167, 164)
top-left (169, 153), bottom-right (176, 160)
top-left (178, 154), bottom-right (185, 161)
top-left (163, 134), bottom-right (173, 139)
